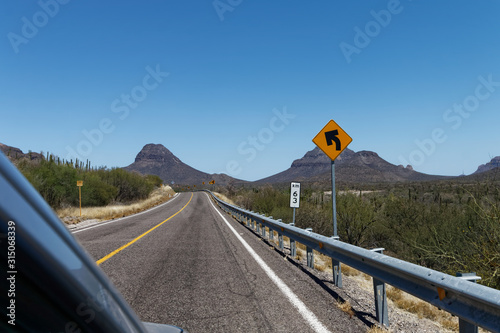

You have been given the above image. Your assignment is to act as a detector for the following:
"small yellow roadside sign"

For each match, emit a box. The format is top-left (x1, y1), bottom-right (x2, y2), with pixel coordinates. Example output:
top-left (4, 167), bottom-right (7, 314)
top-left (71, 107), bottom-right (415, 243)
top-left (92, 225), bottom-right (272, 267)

top-left (312, 119), bottom-right (352, 161)
top-left (77, 180), bottom-right (84, 216)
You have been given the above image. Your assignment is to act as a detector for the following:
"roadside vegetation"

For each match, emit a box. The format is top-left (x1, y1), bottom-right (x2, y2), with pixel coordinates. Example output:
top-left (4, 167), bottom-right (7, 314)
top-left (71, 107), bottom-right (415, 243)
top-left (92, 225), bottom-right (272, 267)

top-left (220, 178), bottom-right (500, 291)
top-left (14, 154), bottom-right (165, 210)
top-left (57, 185), bottom-right (175, 223)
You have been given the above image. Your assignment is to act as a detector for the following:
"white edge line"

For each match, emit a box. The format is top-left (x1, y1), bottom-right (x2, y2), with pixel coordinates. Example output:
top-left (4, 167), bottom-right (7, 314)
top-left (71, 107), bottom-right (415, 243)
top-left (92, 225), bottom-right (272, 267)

top-left (205, 193), bottom-right (331, 333)
top-left (71, 193), bottom-right (180, 234)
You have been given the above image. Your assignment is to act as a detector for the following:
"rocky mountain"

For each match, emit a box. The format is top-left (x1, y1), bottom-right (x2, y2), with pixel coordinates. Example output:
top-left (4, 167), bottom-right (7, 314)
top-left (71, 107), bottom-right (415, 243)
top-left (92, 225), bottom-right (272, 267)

top-left (257, 147), bottom-right (447, 184)
top-left (0, 143), bottom-right (44, 161)
top-left (3, 141), bottom-right (479, 185)
top-left (257, 147), bottom-right (353, 183)
top-left (474, 156), bottom-right (500, 174)
top-left (124, 143), bottom-right (241, 186)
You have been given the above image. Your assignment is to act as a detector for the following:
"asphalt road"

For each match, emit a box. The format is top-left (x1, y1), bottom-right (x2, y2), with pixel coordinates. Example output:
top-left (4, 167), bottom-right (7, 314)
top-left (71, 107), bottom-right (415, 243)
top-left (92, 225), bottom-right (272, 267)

top-left (74, 192), bottom-right (367, 333)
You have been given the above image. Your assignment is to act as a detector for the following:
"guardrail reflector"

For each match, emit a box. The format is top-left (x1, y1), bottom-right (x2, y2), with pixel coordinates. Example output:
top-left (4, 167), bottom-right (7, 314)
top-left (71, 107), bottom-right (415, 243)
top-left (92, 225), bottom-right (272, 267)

top-left (437, 287), bottom-right (446, 301)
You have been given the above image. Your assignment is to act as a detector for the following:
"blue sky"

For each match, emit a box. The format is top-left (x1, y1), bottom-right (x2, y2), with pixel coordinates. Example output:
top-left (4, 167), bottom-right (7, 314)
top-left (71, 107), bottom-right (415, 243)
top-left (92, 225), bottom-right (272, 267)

top-left (1, 1), bottom-right (500, 181)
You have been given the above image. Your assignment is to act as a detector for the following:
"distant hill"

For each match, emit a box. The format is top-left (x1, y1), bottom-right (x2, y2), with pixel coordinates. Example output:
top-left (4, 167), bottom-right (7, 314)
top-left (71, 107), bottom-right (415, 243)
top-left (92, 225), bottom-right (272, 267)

top-left (3, 141), bottom-right (483, 186)
top-left (256, 147), bottom-right (448, 184)
top-left (124, 143), bottom-right (242, 186)
top-left (256, 147), bottom-right (354, 183)
top-left (474, 156), bottom-right (500, 174)
top-left (0, 143), bottom-right (44, 162)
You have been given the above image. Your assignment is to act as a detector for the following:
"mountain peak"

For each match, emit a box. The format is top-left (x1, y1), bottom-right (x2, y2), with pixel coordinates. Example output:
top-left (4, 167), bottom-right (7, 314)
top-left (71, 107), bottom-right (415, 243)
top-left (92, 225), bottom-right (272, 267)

top-left (257, 146), bottom-right (444, 184)
top-left (290, 147), bottom-right (355, 169)
top-left (134, 143), bottom-right (180, 164)
top-left (124, 143), bottom-right (241, 185)
top-left (474, 156), bottom-right (500, 174)
top-left (0, 143), bottom-right (43, 161)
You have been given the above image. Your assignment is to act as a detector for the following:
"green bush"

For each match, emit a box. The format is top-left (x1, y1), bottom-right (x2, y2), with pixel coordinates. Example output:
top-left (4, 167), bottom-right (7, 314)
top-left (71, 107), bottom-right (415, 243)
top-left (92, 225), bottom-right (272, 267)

top-left (17, 158), bottom-right (77, 208)
top-left (80, 172), bottom-right (118, 206)
top-left (15, 156), bottom-right (162, 209)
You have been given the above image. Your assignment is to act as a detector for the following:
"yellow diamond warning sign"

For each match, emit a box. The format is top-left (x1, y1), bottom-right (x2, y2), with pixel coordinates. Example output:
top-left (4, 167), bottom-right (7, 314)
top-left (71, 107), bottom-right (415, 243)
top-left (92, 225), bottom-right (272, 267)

top-left (312, 119), bottom-right (352, 161)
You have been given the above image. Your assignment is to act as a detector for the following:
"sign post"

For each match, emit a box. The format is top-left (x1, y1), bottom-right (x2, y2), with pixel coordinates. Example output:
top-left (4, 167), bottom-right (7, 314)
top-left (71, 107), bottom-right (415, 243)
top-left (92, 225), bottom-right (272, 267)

top-left (313, 119), bottom-right (352, 287)
top-left (289, 182), bottom-right (300, 258)
top-left (77, 181), bottom-right (83, 217)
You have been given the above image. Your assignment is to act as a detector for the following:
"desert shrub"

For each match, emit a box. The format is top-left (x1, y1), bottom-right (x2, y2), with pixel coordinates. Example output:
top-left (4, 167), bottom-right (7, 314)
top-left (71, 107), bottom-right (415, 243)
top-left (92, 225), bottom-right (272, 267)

top-left (336, 193), bottom-right (377, 247)
top-left (18, 158), bottom-right (77, 208)
top-left (78, 172), bottom-right (118, 206)
top-left (15, 156), bottom-right (162, 209)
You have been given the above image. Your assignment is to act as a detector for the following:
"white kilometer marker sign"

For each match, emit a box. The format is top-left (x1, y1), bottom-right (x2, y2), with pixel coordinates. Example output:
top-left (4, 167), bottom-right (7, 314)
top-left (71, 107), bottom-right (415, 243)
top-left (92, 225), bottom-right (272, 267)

top-left (290, 182), bottom-right (300, 208)
top-left (206, 194), bottom-right (332, 333)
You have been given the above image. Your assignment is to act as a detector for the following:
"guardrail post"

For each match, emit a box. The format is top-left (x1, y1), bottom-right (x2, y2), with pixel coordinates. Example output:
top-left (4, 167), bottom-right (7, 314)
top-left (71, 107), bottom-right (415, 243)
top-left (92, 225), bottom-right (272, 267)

top-left (371, 248), bottom-right (388, 327)
top-left (269, 228), bottom-right (274, 241)
top-left (331, 236), bottom-right (342, 288)
top-left (277, 220), bottom-right (284, 251)
top-left (306, 247), bottom-right (314, 269)
top-left (456, 272), bottom-right (481, 333)
top-left (261, 224), bottom-right (266, 238)
top-left (290, 240), bottom-right (296, 257)
top-left (256, 222), bottom-right (260, 233)
top-left (305, 228), bottom-right (314, 269)
top-left (289, 223), bottom-right (296, 258)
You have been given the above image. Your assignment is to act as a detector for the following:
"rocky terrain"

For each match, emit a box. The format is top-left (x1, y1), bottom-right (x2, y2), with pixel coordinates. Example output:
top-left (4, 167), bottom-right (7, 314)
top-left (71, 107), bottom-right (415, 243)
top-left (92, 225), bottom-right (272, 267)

top-left (257, 147), bottom-right (449, 184)
top-left (474, 156), bottom-right (500, 174)
top-left (0, 143), bottom-right (44, 162)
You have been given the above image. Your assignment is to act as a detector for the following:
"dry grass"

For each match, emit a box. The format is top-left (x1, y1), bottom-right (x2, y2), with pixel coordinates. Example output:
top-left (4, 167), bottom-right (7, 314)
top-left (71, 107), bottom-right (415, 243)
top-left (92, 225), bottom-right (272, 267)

top-left (296, 249), bottom-right (304, 261)
top-left (213, 192), bottom-right (235, 205)
top-left (342, 264), bottom-right (361, 277)
top-left (314, 262), bottom-right (328, 271)
top-left (337, 299), bottom-right (355, 318)
top-left (386, 286), bottom-right (459, 331)
top-left (366, 325), bottom-right (390, 333)
top-left (57, 185), bottom-right (176, 223)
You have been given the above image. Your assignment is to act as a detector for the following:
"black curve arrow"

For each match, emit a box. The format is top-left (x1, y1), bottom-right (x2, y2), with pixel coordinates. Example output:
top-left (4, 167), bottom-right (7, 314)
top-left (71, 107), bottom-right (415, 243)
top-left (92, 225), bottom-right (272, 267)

top-left (325, 130), bottom-right (341, 150)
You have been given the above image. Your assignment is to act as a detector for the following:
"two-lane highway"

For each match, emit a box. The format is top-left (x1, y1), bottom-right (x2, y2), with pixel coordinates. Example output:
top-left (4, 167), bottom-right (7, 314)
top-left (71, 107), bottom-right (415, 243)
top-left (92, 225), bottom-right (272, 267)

top-left (74, 192), bottom-right (366, 332)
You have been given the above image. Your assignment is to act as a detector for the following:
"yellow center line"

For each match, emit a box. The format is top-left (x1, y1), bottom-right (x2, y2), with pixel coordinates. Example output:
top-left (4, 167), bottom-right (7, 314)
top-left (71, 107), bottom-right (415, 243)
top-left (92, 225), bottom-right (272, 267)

top-left (96, 192), bottom-right (193, 265)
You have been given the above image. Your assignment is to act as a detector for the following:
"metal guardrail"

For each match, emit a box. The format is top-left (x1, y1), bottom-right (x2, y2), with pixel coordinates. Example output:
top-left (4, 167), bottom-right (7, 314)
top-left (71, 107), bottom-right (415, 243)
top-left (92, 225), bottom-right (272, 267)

top-left (206, 191), bottom-right (500, 333)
